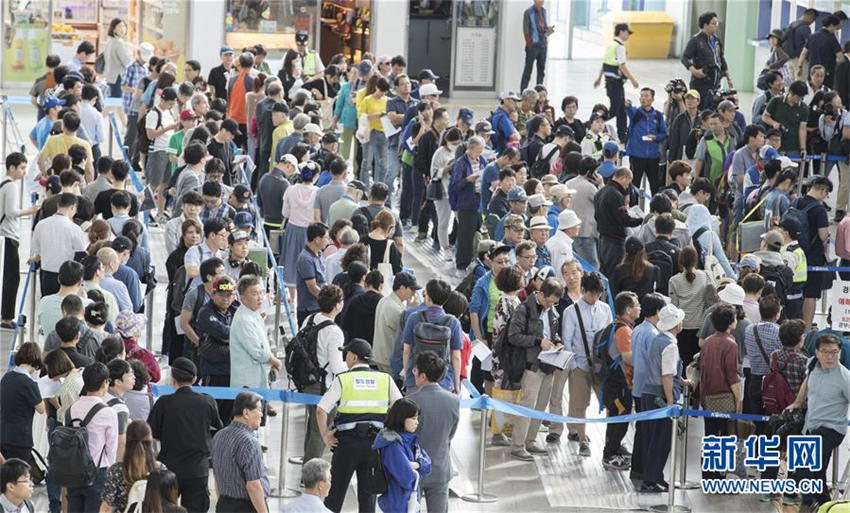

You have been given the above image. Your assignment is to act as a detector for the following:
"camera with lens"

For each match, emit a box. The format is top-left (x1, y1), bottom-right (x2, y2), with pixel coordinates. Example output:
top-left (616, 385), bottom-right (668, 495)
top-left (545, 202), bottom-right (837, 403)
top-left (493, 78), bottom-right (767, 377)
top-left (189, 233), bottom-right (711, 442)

top-left (707, 88), bottom-right (737, 110)
top-left (822, 102), bottom-right (836, 119)
top-left (766, 408), bottom-right (805, 449)
top-left (665, 78), bottom-right (688, 95)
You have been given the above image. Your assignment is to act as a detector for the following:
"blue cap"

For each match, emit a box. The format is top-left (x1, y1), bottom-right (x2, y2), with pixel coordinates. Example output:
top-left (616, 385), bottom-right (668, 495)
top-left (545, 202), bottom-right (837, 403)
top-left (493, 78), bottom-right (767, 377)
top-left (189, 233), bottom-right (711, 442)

top-left (42, 97), bottom-right (66, 110)
top-left (760, 145), bottom-right (781, 162)
top-left (458, 108), bottom-right (474, 123)
top-left (358, 59), bottom-right (373, 77)
top-left (554, 125), bottom-right (574, 138)
top-left (507, 186), bottom-right (527, 202)
top-left (233, 211), bottom-right (254, 228)
top-left (603, 141), bottom-right (619, 157)
top-left (220, 46), bottom-right (234, 55)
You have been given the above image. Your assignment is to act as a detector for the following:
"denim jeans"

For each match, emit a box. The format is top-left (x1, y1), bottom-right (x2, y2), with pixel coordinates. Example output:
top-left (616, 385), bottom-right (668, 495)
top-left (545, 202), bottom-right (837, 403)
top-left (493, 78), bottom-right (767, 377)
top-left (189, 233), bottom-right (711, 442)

top-left (46, 418), bottom-right (61, 512)
top-left (573, 237), bottom-right (599, 270)
top-left (411, 169), bottom-right (426, 226)
top-left (361, 130), bottom-right (388, 188)
top-left (382, 142), bottom-right (402, 196)
top-left (67, 466), bottom-right (108, 513)
top-left (400, 162), bottom-right (414, 222)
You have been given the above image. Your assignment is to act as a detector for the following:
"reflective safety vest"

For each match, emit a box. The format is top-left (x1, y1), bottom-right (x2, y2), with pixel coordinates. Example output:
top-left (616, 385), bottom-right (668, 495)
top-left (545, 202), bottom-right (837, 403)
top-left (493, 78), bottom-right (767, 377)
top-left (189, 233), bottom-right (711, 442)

top-left (782, 243), bottom-right (807, 283)
top-left (602, 39), bottom-right (624, 79)
top-left (302, 51), bottom-right (320, 77)
top-left (336, 369), bottom-right (391, 426)
top-left (705, 135), bottom-right (731, 184)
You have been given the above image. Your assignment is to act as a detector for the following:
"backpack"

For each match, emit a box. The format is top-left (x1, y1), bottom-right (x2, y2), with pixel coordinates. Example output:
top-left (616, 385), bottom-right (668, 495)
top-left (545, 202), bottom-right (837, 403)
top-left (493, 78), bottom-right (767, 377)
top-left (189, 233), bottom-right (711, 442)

top-left (781, 22), bottom-right (801, 58)
top-left (137, 107), bottom-right (162, 156)
top-left (48, 402), bottom-right (108, 488)
top-left (123, 477), bottom-right (148, 513)
top-left (590, 320), bottom-right (626, 388)
top-left (529, 145), bottom-right (561, 179)
top-left (94, 53), bottom-right (106, 74)
top-left (762, 351), bottom-right (801, 414)
top-left (169, 266), bottom-right (190, 314)
top-left (646, 249), bottom-right (674, 296)
top-left (492, 303), bottom-right (529, 389)
top-left (364, 448), bottom-right (388, 495)
top-left (412, 311), bottom-right (453, 363)
top-left (692, 226), bottom-right (726, 282)
top-left (786, 199), bottom-right (820, 252)
top-left (351, 205), bottom-right (375, 241)
top-left (284, 314), bottom-right (335, 392)
top-left (759, 263), bottom-right (792, 307)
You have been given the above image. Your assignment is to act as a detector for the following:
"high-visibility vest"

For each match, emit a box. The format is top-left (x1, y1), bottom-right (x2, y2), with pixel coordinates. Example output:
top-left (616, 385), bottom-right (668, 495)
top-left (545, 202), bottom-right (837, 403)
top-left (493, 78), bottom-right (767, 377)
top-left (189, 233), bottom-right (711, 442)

top-left (602, 39), bottom-right (624, 79)
top-left (335, 369), bottom-right (391, 425)
top-left (782, 243), bottom-right (807, 283)
top-left (302, 51), bottom-right (320, 77)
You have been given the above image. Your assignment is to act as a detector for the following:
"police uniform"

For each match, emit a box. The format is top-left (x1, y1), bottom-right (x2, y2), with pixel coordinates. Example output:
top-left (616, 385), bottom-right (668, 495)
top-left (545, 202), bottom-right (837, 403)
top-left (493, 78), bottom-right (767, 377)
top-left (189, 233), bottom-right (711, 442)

top-left (317, 348), bottom-right (402, 513)
top-left (300, 50), bottom-right (324, 79)
top-left (602, 37), bottom-right (628, 141)
top-left (781, 241), bottom-right (807, 319)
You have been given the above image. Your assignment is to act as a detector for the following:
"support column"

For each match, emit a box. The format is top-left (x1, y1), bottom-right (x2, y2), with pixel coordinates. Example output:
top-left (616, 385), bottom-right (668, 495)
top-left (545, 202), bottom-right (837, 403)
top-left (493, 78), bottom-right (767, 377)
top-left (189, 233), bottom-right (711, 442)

top-left (724, 0), bottom-right (760, 93)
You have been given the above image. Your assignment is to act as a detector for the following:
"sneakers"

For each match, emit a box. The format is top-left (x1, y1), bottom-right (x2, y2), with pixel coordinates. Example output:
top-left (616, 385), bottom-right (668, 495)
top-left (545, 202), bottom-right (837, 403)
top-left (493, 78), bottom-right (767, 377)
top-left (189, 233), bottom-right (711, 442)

top-left (545, 433), bottom-right (561, 443)
top-left (0, 320), bottom-right (16, 330)
top-left (567, 433), bottom-right (588, 442)
top-left (602, 454), bottom-right (630, 471)
top-left (639, 482), bottom-right (666, 494)
top-left (491, 433), bottom-right (511, 447)
top-left (579, 442), bottom-right (591, 457)
top-left (442, 249), bottom-right (454, 262)
top-left (526, 441), bottom-right (547, 454)
top-left (510, 448), bottom-right (535, 461)
top-left (760, 493), bottom-right (779, 503)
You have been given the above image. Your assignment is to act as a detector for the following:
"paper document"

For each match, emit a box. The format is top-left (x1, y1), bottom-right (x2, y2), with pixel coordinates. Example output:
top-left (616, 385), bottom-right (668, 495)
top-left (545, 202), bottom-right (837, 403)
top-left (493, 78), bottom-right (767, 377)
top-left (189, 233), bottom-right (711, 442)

top-left (538, 348), bottom-right (574, 370)
top-left (381, 116), bottom-right (401, 138)
top-left (471, 341), bottom-right (492, 361)
top-left (37, 376), bottom-right (61, 398)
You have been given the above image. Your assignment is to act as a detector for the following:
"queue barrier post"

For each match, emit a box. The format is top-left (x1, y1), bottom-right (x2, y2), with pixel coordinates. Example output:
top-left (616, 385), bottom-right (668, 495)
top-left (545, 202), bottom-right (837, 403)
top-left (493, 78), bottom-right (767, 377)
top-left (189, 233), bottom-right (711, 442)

top-left (832, 447), bottom-right (841, 498)
top-left (270, 400), bottom-right (301, 499)
top-left (675, 390), bottom-right (700, 490)
top-left (649, 414), bottom-right (691, 513)
top-left (28, 268), bottom-right (37, 343)
top-left (461, 396), bottom-right (497, 504)
top-left (273, 267), bottom-right (283, 350)
top-left (145, 291), bottom-right (154, 351)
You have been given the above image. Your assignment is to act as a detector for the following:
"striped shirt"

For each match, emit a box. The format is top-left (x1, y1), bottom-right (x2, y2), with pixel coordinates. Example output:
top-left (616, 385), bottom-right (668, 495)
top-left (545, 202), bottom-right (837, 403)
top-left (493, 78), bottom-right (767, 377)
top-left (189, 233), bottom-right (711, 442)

top-left (744, 322), bottom-right (781, 376)
top-left (211, 420), bottom-right (269, 500)
top-left (121, 61), bottom-right (146, 114)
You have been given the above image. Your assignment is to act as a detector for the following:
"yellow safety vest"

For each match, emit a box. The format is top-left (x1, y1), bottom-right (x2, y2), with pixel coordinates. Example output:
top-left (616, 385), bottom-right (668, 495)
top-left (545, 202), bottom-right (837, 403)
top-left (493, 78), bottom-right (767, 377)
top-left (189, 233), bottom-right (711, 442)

top-left (302, 51), bottom-right (320, 77)
top-left (782, 243), bottom-right (807, 283)
top-left (602, 39), bottom-right (624, 79)
top-left (337, 370), bottom-right (391, 415)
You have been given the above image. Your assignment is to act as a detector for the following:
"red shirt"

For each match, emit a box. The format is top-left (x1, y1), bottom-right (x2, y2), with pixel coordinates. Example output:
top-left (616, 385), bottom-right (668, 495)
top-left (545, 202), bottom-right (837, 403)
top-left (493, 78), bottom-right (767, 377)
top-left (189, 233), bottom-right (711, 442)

top-left (699, 331), bottom-right (741, 404)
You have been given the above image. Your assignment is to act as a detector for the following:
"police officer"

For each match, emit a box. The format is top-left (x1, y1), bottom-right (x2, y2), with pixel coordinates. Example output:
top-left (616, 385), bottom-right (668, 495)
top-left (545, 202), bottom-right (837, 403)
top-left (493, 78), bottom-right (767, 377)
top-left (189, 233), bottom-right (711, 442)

top-left (594, 23), bottom-right (639, 141)
top-left (316, 338), bottom-right (402, 513)
top-left (296, 30), bottom-right (325, 79)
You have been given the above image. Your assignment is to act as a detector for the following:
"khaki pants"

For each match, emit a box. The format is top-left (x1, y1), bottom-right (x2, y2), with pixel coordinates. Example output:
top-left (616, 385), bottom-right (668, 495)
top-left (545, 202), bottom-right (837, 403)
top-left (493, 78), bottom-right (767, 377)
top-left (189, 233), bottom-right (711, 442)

top-left (511, 369), bottom-right (554, 449)
top-left (788, 57), bottom-right (808, 82)
top-left (837, 161), bottom-right (850, 212)
top-left (547, 368), bottom-right (569, 435)
top-left (567, 368), bottom-right (599, 440)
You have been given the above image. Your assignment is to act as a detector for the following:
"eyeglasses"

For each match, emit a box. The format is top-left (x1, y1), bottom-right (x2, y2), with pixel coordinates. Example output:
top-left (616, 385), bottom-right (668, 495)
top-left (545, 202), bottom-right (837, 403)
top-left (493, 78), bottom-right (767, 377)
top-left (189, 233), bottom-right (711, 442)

top-left (818, 349), bottom-right (841, 356)
top-left (14, 477), bottom-right (32, 485)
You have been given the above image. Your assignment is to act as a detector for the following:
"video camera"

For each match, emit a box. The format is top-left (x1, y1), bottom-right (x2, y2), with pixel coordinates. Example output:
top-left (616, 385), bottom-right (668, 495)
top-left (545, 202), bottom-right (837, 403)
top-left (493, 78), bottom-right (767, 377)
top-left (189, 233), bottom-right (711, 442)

top-left (664, 78), bottom-right (688, 96)
top-left (707, 88), bottom-right (737, 110)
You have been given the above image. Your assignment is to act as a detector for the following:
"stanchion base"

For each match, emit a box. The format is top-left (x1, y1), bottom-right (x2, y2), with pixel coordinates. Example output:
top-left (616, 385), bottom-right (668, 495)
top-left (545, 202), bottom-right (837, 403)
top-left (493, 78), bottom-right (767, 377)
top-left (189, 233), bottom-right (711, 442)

top-left (269, 488), bottom-right (302, 499)
top-left (674, 481), bottom-right (701, 490)
top-left (648, 505), bottom-right (691, 513)
top-left (461, 492), bottom-right (498, 503)
top-left (288, 456), bottom-right (303, 465)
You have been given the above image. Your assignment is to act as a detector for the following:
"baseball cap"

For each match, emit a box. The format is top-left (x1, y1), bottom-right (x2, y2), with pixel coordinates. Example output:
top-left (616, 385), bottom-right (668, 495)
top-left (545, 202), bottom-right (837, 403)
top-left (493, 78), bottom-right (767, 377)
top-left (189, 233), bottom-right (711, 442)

top-left (221, 118), bottom-right (241, 136)
top-left (393, 272), bottom-right (421, 290)
top-left (554, 125), bottom-right (575, 138)
top-left (111, 236), bottom-right (132, 253)
top-left (228, 229), bottom-right (250, 244)
top-left (541, 175), bottom-right (558, 186)
top-left (759, 145), bottom-right (780, 161)
top-left (557, 209), bottom-right (582, 230)
top-left (533, 266), bottom-right (556, 282)
top-left (503, 214), bottom-right (528, 232)
top-left (293, 113), bottom-right (311, 131)
top-left (322, 132), bottom-right (339, 144)
top-left (501, 90), bottom-right (521, 101)
top-left (339, 338), bottom-right (373, 360)
top-left (603, 141), bottom-right (620, 157)
top-left (179, 109), bottom-right (197, 121)
top-left (233, 211), bottom-right (253, 229)
top-left (477, 239), bottom-right (496, 256)
top-left (376, 55), bottom-right (391, 65)
top-left (295, 30), bottom-right (309, 44)
top-left (475, 121), bottom-right (495, 135)
top-left (507, 186), bottom-right (527, 202)
top-left (213, 276), bottom-right (237, 293)
top-left (419, 83), bottom-right (442, 97)
top-left (625, 237), bottom-right (644, 255)
top-left (588, 112), bottom-right (605, 123)
top-left (418, 68), bottom-right (439, 81)
top-left (739, 254), bottom-right (762, 270)
top-left (358, 59), bottom-right (373, 77)
top-left (718, 283), bottom-right (746, 306)
top-left (615, 22), bottom-right (634, 35)
top-left (489, 243), bottom-right (513, 259)
top-left (458, 108), bottom-right (474, 123)
top-left (684, 89), bottom-right (701, 100)
top-left (777, 156), bottom-right (798, 169)
top-left (232, 184), bottom-right (251, 204)
top-left (528, 216), bottom-right (550, 230)
top-left (549, 184), bottom-right (576, 200)
top-left (778, 217), bottom-right (802, 238)
top-left (278, 153), bottom-right (299, 166)
top-left (139, 42), bottom-right (155, 61)
top-left (303, 123), bottom-right (322, 136)
top-left (761, 230), bottom-right (784, 250)
top-left (170, 357), bottom-right (197, 379)
top-left (43, 97), bottom-right (66, 110)
top-left (527, 194), bottom-right (551, 210)
top-left (220, 46), bottom-right (234, 55)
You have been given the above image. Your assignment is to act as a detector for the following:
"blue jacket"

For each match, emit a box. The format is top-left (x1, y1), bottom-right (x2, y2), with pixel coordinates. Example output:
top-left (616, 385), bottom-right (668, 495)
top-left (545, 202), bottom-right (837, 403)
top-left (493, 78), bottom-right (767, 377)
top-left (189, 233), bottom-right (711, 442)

top-left (546, 203), bottom-right (561, 236)
top-left (449, 153), bottom-right (484, 212)
top-left (624, 105), bottom-right (666, 159)
top-left (490, 107), bottom-right (516, 154)
top-left (373, 429), bottom-right (431, 513)
top-left (469, 271), bottom-right (493, 338)
top-left (479, 161), bottom-right (500, 214)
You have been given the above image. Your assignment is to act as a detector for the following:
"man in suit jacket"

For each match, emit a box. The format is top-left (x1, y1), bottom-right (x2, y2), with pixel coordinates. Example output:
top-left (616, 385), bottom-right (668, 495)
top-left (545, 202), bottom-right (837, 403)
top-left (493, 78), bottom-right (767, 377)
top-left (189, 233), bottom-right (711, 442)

top-left (407, 351), bottom-right (460, 513)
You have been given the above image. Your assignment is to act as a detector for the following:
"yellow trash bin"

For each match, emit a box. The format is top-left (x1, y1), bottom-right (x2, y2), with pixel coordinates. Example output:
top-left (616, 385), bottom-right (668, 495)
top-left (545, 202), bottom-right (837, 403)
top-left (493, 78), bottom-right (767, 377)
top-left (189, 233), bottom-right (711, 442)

top-left (601, 11), bottom-right (675, 59)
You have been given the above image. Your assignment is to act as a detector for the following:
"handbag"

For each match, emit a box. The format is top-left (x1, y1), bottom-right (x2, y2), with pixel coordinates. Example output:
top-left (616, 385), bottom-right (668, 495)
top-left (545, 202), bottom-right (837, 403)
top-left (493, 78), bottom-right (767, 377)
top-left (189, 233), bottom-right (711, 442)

top-left (356, 113), bottom-right (371, 143)
top-left (704, 391), bottom-right (737, 413)
top-left (426, 178), bottom-right (442, 201)
top-left (736, 195), bottom-right (769, 253)
top-left (378, 240), bottom-right (394, 296)
top-left (317, 79), bottom-right (335, 129)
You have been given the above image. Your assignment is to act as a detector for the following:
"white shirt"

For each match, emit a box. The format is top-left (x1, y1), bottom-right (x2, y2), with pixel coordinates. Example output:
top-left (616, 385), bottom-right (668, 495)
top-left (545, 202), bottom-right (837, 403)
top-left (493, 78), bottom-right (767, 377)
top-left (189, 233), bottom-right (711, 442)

top-left (146, 106), bottom-right (175, 152)
top-left (0, 177), bottom-right (22, 241)
top-left (30, 213), bottom-right (88, 273)
top-left (540, 306), bottom-right (552, 341)
top-left (284, 493), bottom-right (332, 513)
top-left (302, 313), bottom-right (347, 389)
top-left (164, 214), bottom-right (186, 255)
top-left (324, 247), bottom-right (348, 283)
top-left (80, 103), bottom-right (105, 146)
top-left (545, 230), bottom-right (574, 282)
top-left (660, 332), bottom-right (680, 376)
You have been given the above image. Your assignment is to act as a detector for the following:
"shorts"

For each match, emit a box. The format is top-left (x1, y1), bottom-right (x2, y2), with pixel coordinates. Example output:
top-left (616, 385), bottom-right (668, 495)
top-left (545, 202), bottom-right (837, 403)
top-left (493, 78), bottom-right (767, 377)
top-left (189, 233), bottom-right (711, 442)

top-left (804, 270), bottom-right (826, 298)
top-left (145, 150), bottom-right (171, 186)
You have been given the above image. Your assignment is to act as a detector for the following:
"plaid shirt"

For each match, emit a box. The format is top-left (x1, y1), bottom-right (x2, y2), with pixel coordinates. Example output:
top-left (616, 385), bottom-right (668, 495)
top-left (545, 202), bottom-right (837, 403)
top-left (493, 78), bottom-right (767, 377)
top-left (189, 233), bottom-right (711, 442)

top-left (744, 322), bottom-right (782, 376)
top-left (200, 202), bottom-right (235, 223)
top-left (121, 60), bottom-right (146, 114)
top-left (771, 347), bottom-right (808, 396)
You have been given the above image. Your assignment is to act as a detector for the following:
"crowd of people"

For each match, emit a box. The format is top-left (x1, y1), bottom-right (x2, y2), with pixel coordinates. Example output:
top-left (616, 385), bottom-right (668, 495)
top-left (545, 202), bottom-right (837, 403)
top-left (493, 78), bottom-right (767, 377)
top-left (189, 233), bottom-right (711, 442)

top-left (3, 2), bottom-right (850, 512)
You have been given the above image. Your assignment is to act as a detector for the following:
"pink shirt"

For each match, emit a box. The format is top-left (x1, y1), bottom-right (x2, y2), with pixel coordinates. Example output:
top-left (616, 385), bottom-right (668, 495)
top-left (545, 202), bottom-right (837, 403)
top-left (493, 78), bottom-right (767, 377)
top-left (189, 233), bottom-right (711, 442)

top-left (281, 183), bottom-right (318, 228)
top-left (68, 395), bottom-right (118, 468)
top-left (836, 217), bottom-right (850, 260)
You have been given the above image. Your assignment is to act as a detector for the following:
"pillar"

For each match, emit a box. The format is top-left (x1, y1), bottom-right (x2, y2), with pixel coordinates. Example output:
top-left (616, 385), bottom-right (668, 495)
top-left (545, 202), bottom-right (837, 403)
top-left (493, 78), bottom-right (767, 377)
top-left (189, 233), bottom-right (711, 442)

top-left (724, 0), bottom-right (759, 93)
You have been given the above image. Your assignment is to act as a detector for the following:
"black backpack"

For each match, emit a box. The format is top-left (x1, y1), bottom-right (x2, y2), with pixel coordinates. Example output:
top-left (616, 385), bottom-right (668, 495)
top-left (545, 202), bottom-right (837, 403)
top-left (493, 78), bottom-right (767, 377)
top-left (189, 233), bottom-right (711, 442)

top-left (529, 145), bottom-right (560, 179)
top-left (0, 179), bottom-right (13, 226)
top-left (646, 249), bottom-right (674, 296)
top-left (760, 263), bottom-right (793, 307)
top-left (412, 311), bottom-right (453, 363)
top-left (781, 22), bottom-right (801, 58)
top-left (137, 107), bottom-right (162, 156)
top-left (351, 205), bottom-right (375, 241)
top-left (785, 199), bottom-right (820, 253)
top-left (48, 402), bottom-right (108, 488)
top-left (284, 314), bottom-right (335, 392)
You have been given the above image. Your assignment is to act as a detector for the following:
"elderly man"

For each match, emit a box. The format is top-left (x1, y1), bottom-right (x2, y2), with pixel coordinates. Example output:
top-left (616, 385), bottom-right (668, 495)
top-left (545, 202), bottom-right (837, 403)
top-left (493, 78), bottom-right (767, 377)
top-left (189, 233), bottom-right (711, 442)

top-left (450, 136), bottom-right (487, 271)
top-left (287, 459), bottom-right (333, 512)
top-left (230, 275), bottom-right (282, 389)
top-left (546, 210), bottom-right (581, 279)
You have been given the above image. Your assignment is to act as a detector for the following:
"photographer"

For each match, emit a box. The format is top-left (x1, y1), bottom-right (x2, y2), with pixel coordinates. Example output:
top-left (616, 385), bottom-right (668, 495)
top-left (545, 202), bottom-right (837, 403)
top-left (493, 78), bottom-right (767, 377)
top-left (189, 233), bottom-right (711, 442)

top-left (681, 12), bottom-right (733, 109)
top-left (786, 334), bottom-right (850, 508)
top-left (663, 79), bottom-right (687, 134)
top-left (668, 90), bottom-right (700, 162)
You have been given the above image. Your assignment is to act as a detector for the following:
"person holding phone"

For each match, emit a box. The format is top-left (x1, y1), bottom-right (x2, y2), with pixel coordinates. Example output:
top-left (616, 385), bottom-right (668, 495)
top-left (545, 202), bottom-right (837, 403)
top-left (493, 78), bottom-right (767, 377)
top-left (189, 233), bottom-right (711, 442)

top-left (450, 136), bottom-right (488, 272)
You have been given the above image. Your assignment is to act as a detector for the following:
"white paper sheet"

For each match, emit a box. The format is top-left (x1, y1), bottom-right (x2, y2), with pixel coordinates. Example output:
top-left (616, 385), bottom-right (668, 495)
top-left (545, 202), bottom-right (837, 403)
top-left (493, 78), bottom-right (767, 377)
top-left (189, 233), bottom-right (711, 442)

top-left (381, 116), bottom-right (401, 138)
top-left (537, 348), bottom-right (574, 370)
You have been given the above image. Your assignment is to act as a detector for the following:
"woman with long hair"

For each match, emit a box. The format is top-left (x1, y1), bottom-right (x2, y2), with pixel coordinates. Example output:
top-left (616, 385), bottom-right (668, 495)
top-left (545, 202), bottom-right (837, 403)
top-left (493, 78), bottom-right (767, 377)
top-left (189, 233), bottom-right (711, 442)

top-left (358, 76), bottom-right (390, 187)
top-left (100, 420), bottom-right (160, 512)
top-left (0, 343), bottom-right (45, 468)
top-left (88, 219), bottom-right (113, 254)
top-left (278, 49), bottom-right (302, 99)
top-left (122, 220), bottom-right (151, 283)
top-left (246, 71), bottom-right (267, 162)
top-left (164, 219), bottom-right (201, 362)
top-left (141, 469), bottom-right (186, 513)
top-left (430, 126), bottom-right (462, 258)
top-left (611, 237), bottom-right (660, 300)
top-left (669, 246), bottom-right (715, 368)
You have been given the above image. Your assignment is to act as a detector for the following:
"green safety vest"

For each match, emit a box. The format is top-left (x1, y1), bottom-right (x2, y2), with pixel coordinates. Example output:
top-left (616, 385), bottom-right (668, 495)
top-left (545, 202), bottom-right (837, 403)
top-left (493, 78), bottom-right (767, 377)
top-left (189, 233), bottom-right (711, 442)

top-left (602, 39), bottom-right (624, 79)
top-left (705, 135), bottom-right (730, 184)
top-left (337, 370), bottom-right (391, 415)
top-left (782, 243), bottom-right (807, 283)
top-left (302, 51), bottom-right (320, 76)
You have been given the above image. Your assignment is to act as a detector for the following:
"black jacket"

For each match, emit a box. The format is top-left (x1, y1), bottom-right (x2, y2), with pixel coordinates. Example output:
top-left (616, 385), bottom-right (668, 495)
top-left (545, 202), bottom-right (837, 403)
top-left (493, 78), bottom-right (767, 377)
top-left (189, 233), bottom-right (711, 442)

top-left (681, 32), bottom-right (728, 88)
top-left (668, 110), bottom-right (698, 162)
top-left (835, 55), bottom-right (850, 109)
top-left (507, 293), bottom-right (561, 369)
top-left (611, 263), bottom-right (660, 300)
top-left (594, 181), bottom-right (642, 238)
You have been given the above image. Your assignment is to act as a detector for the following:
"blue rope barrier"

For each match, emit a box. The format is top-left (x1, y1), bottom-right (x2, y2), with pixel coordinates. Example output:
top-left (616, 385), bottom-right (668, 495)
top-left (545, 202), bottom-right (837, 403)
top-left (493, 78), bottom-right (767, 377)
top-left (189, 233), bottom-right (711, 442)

top-left (809, 265), bottom-right (850, 273)
top-left (107, 113), bottom-right (144, 193)
top-left (7, 263), bottom-right (35, 370)
top-left (4, 95), bottom-right (123, 108)
top-left (462, 379), bottom-right (481, 398)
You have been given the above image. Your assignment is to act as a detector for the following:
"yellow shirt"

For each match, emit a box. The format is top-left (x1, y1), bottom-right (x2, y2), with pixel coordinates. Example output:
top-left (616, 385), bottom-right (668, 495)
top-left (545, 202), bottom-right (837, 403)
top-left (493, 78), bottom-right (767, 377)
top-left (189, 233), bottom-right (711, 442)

top-left (269, 120), bottom-right (294, 168)
top-left (41, 133), bottom-right (93, 163)
top-left (358, 94), bottom-right (388, 132)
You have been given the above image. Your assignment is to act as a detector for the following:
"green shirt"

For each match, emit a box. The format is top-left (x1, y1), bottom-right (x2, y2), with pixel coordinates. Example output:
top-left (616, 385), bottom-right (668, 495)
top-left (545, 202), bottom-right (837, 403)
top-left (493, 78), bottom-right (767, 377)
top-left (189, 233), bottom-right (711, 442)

top-left (487, 278), bottom-right (500, 332)
top-left (167, 130), bottom-right (186, 173)
top-left (765, 96), bottom-right (808, 152)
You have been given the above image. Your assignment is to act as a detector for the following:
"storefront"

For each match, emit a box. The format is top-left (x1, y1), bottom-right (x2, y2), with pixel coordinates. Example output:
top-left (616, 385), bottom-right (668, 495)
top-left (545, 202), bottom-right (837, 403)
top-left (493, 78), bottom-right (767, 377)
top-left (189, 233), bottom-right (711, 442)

top-left (319, 0), bottom-right (371, 64)
top-left (2, 0), bottom-right (51, 86)
top-left (224, 0), bottom-right (320, 53)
